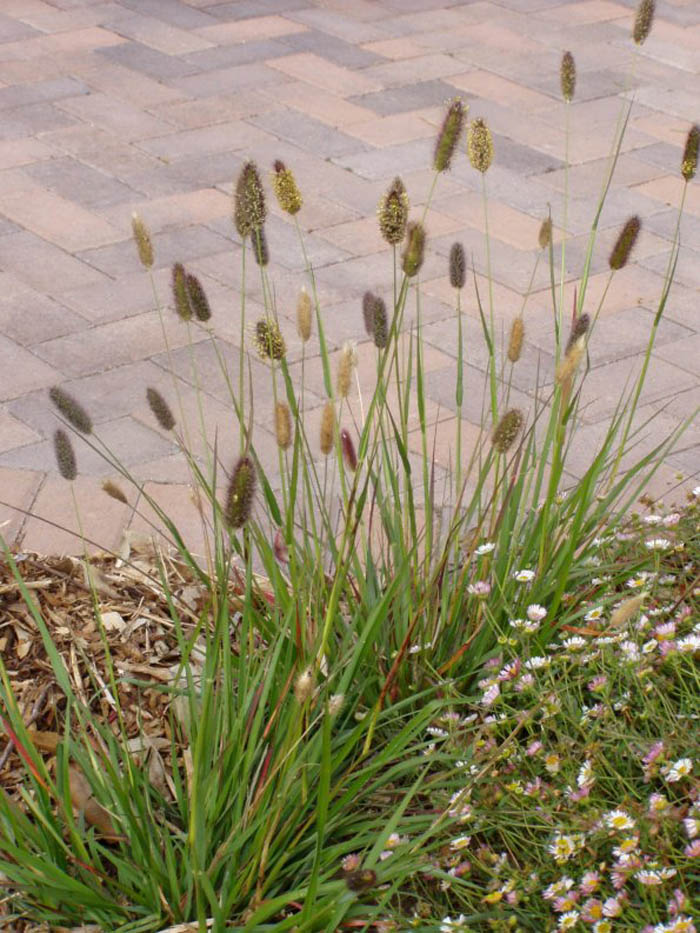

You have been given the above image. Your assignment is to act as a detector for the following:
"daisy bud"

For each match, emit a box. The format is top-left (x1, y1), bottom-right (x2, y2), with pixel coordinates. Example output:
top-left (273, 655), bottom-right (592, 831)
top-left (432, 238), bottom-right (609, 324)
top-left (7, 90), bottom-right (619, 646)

top-left (271, 159), bottom-right (302, 215)
top-left (224, 455), bottom-right (256, 529)
top-left (560, 51), bottom-right (576, 102)
top-left (234, 161), bottom-right (266, 238)
top-left (378, 177), bottom-right (409, 246)
top-left (275, 401), bottom-right (292, 450)
top-left (296, 287), bottom-right (313, 342)
top-left (434, 98), bottom-right (467, 173)
top-left (538, 217), bottom-right (553, 249)
top-left (449, 242), bottom-right (466, 289)
top-left (402, 221), bottom-right (426, 277)
top-left (507, 316), bottom-right (524, 363)
top-left (467, 117), bottom-right (493, 174)
top-left (492, 409), bottom-right (523, 453)
top-left (185, 273), bottom-right (211, 322)
top-left (681, 124), bottom-right (699, 182)
top-left (336, 342), bottom-right (357, 399)
top-left (131, 213), bottom-right (154, 270)
top-left (49, 386), bottom-right (92, 435)
top-left (146, 387), bottom-right (175, 431)
top-left (54, 429), bottom-right (77, 481)
top-left (609, 216), bottom-right (641, 270)
top-left (254, 319), bottom-right (286, 361)
top-left (633, 0), bottom-right (655, 45)
top-left (320, 401), bottom-right (334, 455)
top-left (172, 262), bottom-right (192, 321)
top-left (341, 428), bottom-right (357, 471)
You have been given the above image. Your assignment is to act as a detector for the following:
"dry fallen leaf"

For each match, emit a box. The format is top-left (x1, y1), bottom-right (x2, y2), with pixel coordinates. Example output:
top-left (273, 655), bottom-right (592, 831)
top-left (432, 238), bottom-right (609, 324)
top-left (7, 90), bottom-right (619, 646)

top-left (68, 765), bottom-right (123, 841)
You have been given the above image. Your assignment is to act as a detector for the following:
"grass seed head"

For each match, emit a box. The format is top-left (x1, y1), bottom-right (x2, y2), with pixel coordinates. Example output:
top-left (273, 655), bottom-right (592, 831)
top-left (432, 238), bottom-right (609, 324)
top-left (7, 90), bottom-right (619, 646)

top-left (275, 401), bottom-right (292, 450)
top-left (560, 51), bottom-right (576, 102)
top-left (345, 870), bottom-right (377, 893)
top-left (254, 319), bottom-right (286, 361)
top-left (271, 160), bottom-right (302, 215)
top-left (449, 242), bottom-right (466, 289)
top-left (102, 480), bottom-right (128, 504)
top-left (252, 227), bottom-right (269, 267)
top-left (468, 117), bottom-right (493, 174)
top-left (171, 263), bottom-right (192, 321)
top-left (609, 216), bottom-right (641, 270)
top-left (556, 342), bottom-right (585, 385)
top-left (492, 408), bottom-right (523, 453)
top-left (49, 386), bottom-right (92, 435)
top-left (434, 98), bottom-right (467, 173)
top-left (539, 217), bottom-right (553, 249)
top-left (341, 428), bottom-right (357, 471)
top-left (633, 0), bottom-right (655, 44)
top-left (565, 313), bottom-right (590, 356)
top-left (378, 177), bottom-right (409, 246)
top-left (294, 667), bottom-right (314, 705)
top-left (320, 400), bottom-right (335, 455)
top-left (54, 429), bottom-right (77, 481)
top-left (609, 593), bottom-right (646, 628)
top-left (362, 291), bottom-right (376, 336)
top-left (336, 341), bottom-right (357, 398)
top-left (681, 124), bottom-right (699, 181)
top-left (146, 387), bottom-right (175, 431)
top-left (296, 287), bottom-right (313, 342)
top-left (234, 161), bottom-right (266, 238)
top-left (507, 316), bottom-right (525, 363)
top-left (402, 221), bottom-right (426, 277)
top-left (373, 296), bottom-right (388, 349)
top-left (224, 455), bottom-right (256, 529)
top-left (131, 213), bottom-right (154, 270)
top-left (185, 273), bottom-right (211, 322)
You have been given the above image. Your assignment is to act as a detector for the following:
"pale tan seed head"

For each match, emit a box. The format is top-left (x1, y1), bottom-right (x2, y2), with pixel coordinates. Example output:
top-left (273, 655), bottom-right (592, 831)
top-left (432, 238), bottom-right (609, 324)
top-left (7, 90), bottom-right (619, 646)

top-left (320, 400), bottom-right (335, 455)
top-left (507, 316), bottom-right (524, 363)
top-left (539, 217), bottom-right (553, 250)
top-left (275, 401), bottom-right (292, 450)
top-left (467, 118), bottom-right (493, 174)
top-left (296, 287), bottom-right (313, 342)
top-left (402, 221), bottom-right (426, 277)
top-left (294, 667), bottom-right (314, 705)
top-left (555, 342), bottom-right (585, 386)
top-left (131, 213), bottom-right (154, 270)
top-left (336, 342), bottom-right (357, 399)
top-left (609, 593), bottom-right (646, 629)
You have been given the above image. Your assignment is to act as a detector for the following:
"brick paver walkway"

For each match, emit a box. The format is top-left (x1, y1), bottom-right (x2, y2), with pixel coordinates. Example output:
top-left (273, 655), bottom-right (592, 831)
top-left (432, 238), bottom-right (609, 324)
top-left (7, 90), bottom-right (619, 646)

top-left (0, 0), bottom-right (697, 555)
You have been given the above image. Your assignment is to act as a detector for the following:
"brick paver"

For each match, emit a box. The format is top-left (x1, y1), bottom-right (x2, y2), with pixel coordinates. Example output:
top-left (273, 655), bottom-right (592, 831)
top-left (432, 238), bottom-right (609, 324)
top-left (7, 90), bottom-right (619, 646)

top-left (0, 0), bottom-right (697, 555)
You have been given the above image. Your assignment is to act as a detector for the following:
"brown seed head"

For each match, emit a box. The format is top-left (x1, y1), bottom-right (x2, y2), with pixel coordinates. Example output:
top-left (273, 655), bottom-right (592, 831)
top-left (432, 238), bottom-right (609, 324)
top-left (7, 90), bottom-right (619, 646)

top-left (449, 242), bottom-right (466, 289)
top-left (341, 428), bottom-right (357, 472)
top-left (146, 387), bottom-right (175, 431)
top-left (336, 341), bottom-right (357, 399)
top-left (434, 98), bottom-right (467, 173)
top-left (252, 227), bottom-right (269, 267)
top-left (555, 342), bottom-right (585, 386)
top-left (681, 124), bottom-right (699, 182)
top-left (102, 480), bottom-right (128, 504)
top-left (131, 213), bottom-right (154, 270)
top-left (234, 161), bottom-right (266, 238)
top-left (402, 221), bottom-right (426, 277)
top-left (633, 0), bottom-right (655, 44)
top-left (492, 408), bottom-right (523, 453)
top-left (185, 273), bottom-right (211, 322)
top-left (373, 297), bottom-right (388, 349)
top-left (320, 400), bottom-right (335, 455)
top-left (609, 216), bottom-right (641, 270)
top-left (362, 291), bottom-right (376, 336)
top-left (172, 263), bottom-right (192, 321)
top-left (345, 870), bottom-right (377, 893)
top-left (296, 287), bottom-right (313, 342)
top-left (467, 117), bottom-right (493, 174)
top-left (271, 160), bottom-right (303, 215)
top-left (564, 313), bottom-right (590, 356)
top-left (224, 455), bottom-right (256, 529)
top-left (538, 217), bottom-right (553, 250)
top-left (254, 319), bottom-right (286, 361)
top-left (560, 51), bottom-right (576, 102)
top-left (49, 386), bottom-right (92, 435)
top-left (507, 316), bottom-right (524, 363)
top-left (275, 401), bottom-right (292, 450)
top-left (54, 429), bottom-right (77, 481)
top-left (378, 177), bottom-right (409, 246)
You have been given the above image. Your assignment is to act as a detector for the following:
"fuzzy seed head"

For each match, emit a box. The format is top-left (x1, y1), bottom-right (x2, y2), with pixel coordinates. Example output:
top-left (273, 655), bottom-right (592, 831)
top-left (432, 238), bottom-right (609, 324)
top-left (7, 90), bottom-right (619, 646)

top-left (172, 262), bottom-right (192, 321)
top-left (565, 313), bottom-right (590, 356)
top-left (275, 401), bottom-right (292, 450)
top-left (373, 297), bottom-right (388, 349)
top-left (609, 594), bottom-right (646, 628)
top-left (560, 51), bottom-right (576, 102)
top-left (681, 124), bottom-right (699, 182)
top-left (102, 480), bottom-right (128, 504)
top-left (378, 177), bottom-right (409, 246)
top-left (341, 428), bottom-right (357, 472)
top-left (467, 117), bottom-right (493, 174)
top-left (345, 870), bottom-right (377, 893)
top-left (539, 217), bottom-right (553, 249)
top-left (131, 213), bottom-right (154, 270)
top-left (224, 455), bottom-right (256, 529)
top-left (296, 287), bottom-right (313, 343)
top-left (507, 316), bottom-right (525, 363)
top-left (556, 342), bottom-right (585, 386)
top-left (271, 160), bottom-right (303, 215)
top-left (492, 408), bottom-right (523, 453)
top-left (328, 693), bottom-right (344, 716)
top-left (402, 221), bottom-right (426, 277)
top-left (252, 227), bottom-right (269, 267)
top-left (234, 161), bottom-right (266, 238)
top-left (449, 242), bottom-right (466, 289)
top-left (336, 341), bottom-right (357, 399)
top-left (633, 0), bottom-right (655, 44)
top-left (54, 429), bottom-right (77, 481)
top-left (253, 319), bottom-right (286, 361)
top-left (146, 387), bottom-right (175, 431)
top-left (362, 291), bottom-right (376, 336)
top-left (49, 386), bottom-right (92, 435)
top-left (185, 273), bottom-right (211, 322)
top-left (434, 98), bottom-right (467, 173)
top-left (320, 401), bottom-right (335, 456)
top-left (294, 667), bottom-right (314, 705)
top-left (609, 216), bottom-right (641, 270)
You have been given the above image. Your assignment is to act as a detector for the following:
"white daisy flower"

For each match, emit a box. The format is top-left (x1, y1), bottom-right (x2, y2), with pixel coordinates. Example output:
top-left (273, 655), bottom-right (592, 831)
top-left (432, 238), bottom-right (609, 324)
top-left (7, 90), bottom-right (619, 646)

top-left (683, 817), bottom-right (699, 839)
top-left (558, 911), bottom-right (579, 930)
top-left (577, 760), bottom-right (594, 788)
top-left (549, 834), bottom-right (577, 862)
top-left (527, 603), bottom-right (547, 621)
top-left (646, 537), bottom-right (671, 550)
top-left (441, 915), bottom-right (467, 932)
top-left (525, 655), bottom-right (549, 669)
top-left (474, 542), bottom-right (495, 556)
top-left (605, 809), bottom-right (635, 831)
top-left (450, 834), bottom-right (471, 850)
top-left (513, 568), bottom-right (535, 582)
top-left (665, 758), bottom-right (693, 782)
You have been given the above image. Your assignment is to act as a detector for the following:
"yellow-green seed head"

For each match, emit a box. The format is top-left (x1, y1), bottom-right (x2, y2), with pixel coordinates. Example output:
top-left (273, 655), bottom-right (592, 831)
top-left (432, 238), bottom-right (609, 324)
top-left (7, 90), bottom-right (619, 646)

top-left (507, 317), bottom-right (524, 363)
top-left (467, 117), bottom-right (493, 174)
top-left (172, 262), bottom-right (192, 321)
top-left (234, 161), bottom-right (266, 238)
top-left (434, 98), bottom-right (467, 173)
top-left (275, 401), bottom-right (292, 450)
top-left (185, 273), bottom-right (211, 322)
top-left (320, 400), bottom-right (334, 455)
top-left (54, 429), bottom-right (77, 481)
top-left (539, 217), bottom-right (553, 249)
top-left (609, 216), bottom-right (641, 270)
top-left (681, 124), bottom-right (699, 182)
top-left (402, 221), bottom-right (426, 277)
top-left (560, 51), bottom-right (576, 102)
top-left (449, 242), bottom-right (466, 289)
top-left (146, 387), bottom-right (175, 431)
top-left (296, 287), bottom-right (313, 342)
top-left (633, 0), bottom-right (655, 44)
top-left (378, 176), bottom-right (409, 246)
top-left (49, 386), bottom-right (92, 435)
top-left (253, 319), bottom-right (286, 361)
top-left (131, 213), bottom-right (154, 270)
top-left (252, 226), bottom-right (269, 267)
top-left (272, 160), bottom-right (303, 215)
top-left (224, 455), bottom-right (256, 529)
top-left (492, 408), bottom-right (523, 453)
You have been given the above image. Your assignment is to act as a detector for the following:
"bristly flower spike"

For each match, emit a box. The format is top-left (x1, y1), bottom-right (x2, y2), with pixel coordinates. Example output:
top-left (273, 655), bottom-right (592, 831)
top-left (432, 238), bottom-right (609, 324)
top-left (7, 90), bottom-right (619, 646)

top-left (252, 227), bottom-right (269, 267)
top-left (224, 455), bottom-right (256, 529)
top-left (560, 51), bottom-right (576, 102)
top-left (271, 160), bottom-right (302, 215)
top-left (253, 319), bottom-right (286, 361)
top-left (296, 287), bottom-right (313, 342)
top-left (373, 297), bottom-right (388, 349)
top-left (362, 291), bottom-right (376, 336)
top-left (341, 429), bottom-right (357, 471)
top-left (402, 221), bottom-right (426, 277)
top-left (275, 401), bottom-right (292, 450)
top-left (434, 98), bottom-right (467, 173)
top-left (49, 387), bottom-right (92, 435)
top-left (131, 213), bottom-right (154, 270)
top-left (507, 317), bottom-right (524, 363)
top-left (102, 480), bottom-right (128, 504)
top-left (185, 273), bottom-right (211, 322)
top-left (449, 242), bottom-right (466, 289)
top-left (539, 217), bottom-right (553, 249)
top-left (467, 117), bottom-right (493, 173)
top-left (378, 177), bottom-right (409, 246)
top-left (234, 161), bottom-right (266, 238)
top-left (172, 263), bottom-right (192, 320)
top-left (336, 341), bottom-right (357, 399)
top-left (681, 124), bottom-right (699, 182)
top-left (565, 313), bottom-right (590, 356)
top-left (146, 388), bottom-right (175, 431)
top-left (54, 429), bottom-right (77, 481)
top-left (320, 401), bottom-right (334, 455)
top-left (492, 409), bottom-right (523, 453)
top-left (609, 216), bottom-right (641, 270)
top-left (633, 0), bottom-right (655, 44)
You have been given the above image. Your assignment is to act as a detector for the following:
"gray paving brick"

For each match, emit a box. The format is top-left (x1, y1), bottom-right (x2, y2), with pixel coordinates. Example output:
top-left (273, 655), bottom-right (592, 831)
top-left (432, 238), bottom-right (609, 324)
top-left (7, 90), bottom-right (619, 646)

top-left (642, 248), bottom-right (700, 291)
top-left (167, 62), bottom-right (281, 98)
top-left (0, 77), bottom-right (90, 111)
top-left (281, 29), bottom-right (384, 68)
top-left (0, 103), bottom-right (77, 141)
top-left (0, 280), bottom-right (85, 346)
top-left (97, 40), bottom-right (200, 79)
top-left (288, 8), bottom-right (388, 43)
top-left (334, 137), bottom-right (433, 180)
top-left (0, 231), bottom-right (107, 294)
top-left (208, 0), bottom-right (317, 17)
top-left (115, 0), bottom-right (216, 29)
top-left (351, 80), bottom-right (462, 116)
top-left (183, 39), bottom-right (294, 72)
top-left (24, 157), bottom-right (140, 210)
top-left (0, 12), bottom-right (40, 42)
top-left (249, 109), bottom-right (370, 159)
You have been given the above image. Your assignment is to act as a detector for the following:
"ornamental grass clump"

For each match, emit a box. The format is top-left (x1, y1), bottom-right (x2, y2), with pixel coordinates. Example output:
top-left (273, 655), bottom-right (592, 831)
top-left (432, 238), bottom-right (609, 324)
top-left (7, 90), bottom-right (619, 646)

top-left (1, 29), bottom-right (698, 933)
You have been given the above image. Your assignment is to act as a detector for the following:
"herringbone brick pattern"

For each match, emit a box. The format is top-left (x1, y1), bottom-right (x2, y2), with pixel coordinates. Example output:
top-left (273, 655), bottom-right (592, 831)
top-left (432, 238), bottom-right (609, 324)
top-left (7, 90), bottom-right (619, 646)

top-left (0, 0), bottom-right (697, 554)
